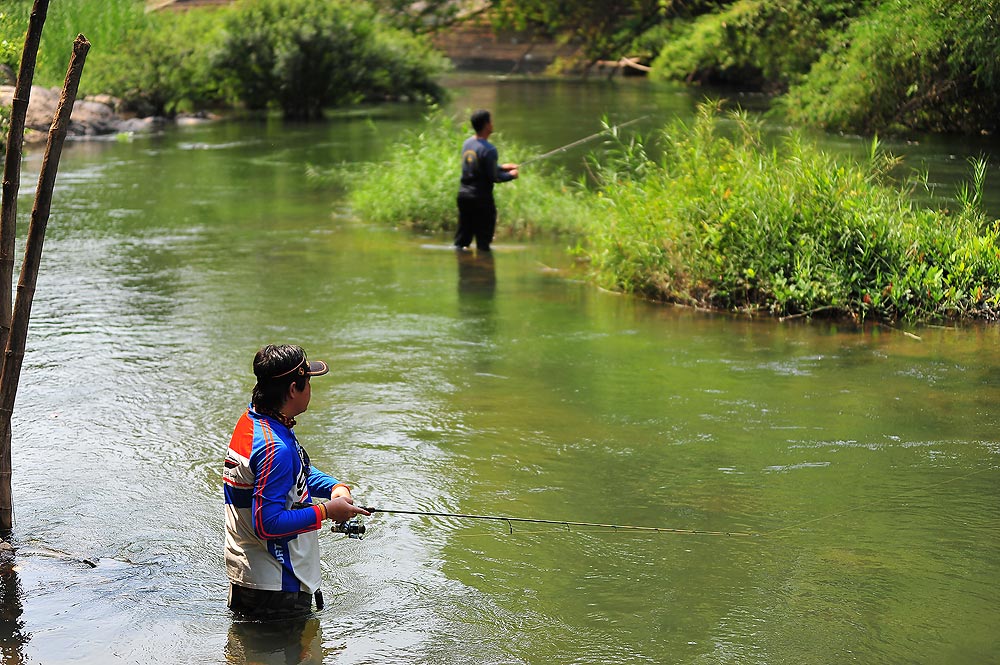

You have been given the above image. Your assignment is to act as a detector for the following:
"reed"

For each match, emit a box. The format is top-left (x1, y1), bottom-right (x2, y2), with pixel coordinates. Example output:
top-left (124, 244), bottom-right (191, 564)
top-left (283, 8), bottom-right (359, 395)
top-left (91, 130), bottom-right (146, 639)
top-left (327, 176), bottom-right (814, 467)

top-left (346, 111), bottom-right (597, 240)
top-left (585, 101), bottom-right (1000, 321)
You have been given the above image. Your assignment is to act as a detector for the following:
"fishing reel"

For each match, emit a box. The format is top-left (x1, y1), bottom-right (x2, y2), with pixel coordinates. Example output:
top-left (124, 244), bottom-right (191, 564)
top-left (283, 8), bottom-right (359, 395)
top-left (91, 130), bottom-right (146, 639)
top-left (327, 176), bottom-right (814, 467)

top-left (332, 518), bottom-right (366, 540)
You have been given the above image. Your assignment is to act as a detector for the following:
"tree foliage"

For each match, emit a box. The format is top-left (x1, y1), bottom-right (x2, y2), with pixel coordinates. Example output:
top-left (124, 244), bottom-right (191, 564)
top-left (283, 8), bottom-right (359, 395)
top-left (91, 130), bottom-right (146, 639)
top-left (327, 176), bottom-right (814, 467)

top-left (646, 0), bottom-right (871, 89)
top-left (778, 0), bottom-right (1000, 134)
top-left (491, 0), bottom-right (666, 67)
top-left (374, 0), bottom-right (668, 68)
top-left (213, 0), bottom-right (447, 120)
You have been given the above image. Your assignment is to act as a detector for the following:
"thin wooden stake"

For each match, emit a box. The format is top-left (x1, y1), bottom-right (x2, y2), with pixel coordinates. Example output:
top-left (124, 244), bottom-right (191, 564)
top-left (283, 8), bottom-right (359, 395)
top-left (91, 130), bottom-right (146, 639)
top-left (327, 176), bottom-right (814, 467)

top-left (0, 34), bottom-right (90, 535)
top-left (1, 0), bottom-right (49, 354)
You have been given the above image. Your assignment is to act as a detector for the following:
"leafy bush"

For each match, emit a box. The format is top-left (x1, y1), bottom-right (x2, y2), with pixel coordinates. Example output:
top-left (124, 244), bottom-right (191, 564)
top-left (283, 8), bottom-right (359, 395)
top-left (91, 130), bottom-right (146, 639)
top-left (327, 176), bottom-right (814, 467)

top-left (0, 8), bottom-right (21, 74)
top-left (584, 101), bottom-right (1000, 321)
top-left (346, 111), bottom-right (596, 239)
top-left (0, 0), bottom-right (449, 120)
top-left (0, 105), bottom-right (8, 153)
top-left (97, 9), bottom-right (224, 116)
top-left (778, 0), bottom-right (1000, 134)
top-left (213, 0), bottom-right (448, 120)
top-left (648, 0), bottom-right (868, 90)
top-left (0, 0), bottom-right (221, 116)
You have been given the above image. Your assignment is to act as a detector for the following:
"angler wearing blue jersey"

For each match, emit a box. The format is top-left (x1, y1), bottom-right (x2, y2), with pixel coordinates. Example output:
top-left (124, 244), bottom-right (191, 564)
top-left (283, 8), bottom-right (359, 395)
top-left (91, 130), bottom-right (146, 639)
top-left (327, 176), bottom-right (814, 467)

top-left (223, 344), bottom-right (369, 619)
top-left (455, 109), bottom-right (519, 252)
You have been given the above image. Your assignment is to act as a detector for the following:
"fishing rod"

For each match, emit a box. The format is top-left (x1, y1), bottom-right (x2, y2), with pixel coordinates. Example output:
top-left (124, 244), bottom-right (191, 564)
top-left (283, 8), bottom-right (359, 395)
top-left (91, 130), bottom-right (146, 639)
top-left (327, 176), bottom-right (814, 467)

top-left (332, 506), bottom-right (754, 539)
top-left (518, 115), bottom-right (650, 167)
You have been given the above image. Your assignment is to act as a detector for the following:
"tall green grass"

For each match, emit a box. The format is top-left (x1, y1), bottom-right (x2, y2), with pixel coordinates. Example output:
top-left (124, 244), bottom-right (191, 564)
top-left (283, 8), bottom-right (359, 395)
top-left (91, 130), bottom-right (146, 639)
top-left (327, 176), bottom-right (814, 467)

top-left (0, 0), bottom-right (150, 94)
top-left (346, 111), bottom-right (598, 240)
top-left (585, 102), bottom-right (1000, 321)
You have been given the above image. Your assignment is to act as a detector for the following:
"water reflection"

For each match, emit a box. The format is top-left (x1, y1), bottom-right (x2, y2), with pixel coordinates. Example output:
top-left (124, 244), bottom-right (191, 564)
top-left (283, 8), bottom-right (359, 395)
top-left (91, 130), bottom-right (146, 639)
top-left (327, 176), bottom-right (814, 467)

top-left (225, 616), bottom-right (324, 665)
top-left (456, 248), bottom-right (496, 300)
top-left (456, 249), bottom-right (497, 352)
top-left (0, 551), bottom-right (27, 664)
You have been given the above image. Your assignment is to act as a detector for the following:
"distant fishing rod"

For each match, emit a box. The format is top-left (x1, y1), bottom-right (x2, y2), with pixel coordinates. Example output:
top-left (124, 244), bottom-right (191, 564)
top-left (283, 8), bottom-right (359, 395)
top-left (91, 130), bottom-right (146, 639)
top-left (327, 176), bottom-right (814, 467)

top-left (518, 115), bottom-right (650, 167)
top-left (332, 505), bottom-right (754, 539)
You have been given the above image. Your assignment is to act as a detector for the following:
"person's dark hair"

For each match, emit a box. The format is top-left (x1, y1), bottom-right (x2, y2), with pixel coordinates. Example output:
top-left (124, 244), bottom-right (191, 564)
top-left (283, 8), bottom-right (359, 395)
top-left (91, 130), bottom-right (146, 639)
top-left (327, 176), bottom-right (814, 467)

top-left (252, 344), bottom-right (308, 411)
top-left (470, 109), bottom-right (491, 133)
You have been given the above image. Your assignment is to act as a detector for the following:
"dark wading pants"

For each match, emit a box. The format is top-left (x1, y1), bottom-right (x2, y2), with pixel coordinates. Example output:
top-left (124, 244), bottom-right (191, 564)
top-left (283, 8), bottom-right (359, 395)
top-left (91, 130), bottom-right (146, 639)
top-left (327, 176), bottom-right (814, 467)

top-left (228, 583), bottom-right (314, 620)
top-left (455, 195), bottom-right (497, 251)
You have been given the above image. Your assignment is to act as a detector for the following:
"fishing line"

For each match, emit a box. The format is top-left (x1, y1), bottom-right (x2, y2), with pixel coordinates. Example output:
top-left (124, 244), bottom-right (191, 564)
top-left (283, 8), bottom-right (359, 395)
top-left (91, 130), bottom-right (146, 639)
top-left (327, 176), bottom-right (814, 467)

top-left (519, 115), bottom-right (649, 167)
top-left (339, 465), bottom-right (996, 541)
top-left (358, 507), bottom-right (754, 537)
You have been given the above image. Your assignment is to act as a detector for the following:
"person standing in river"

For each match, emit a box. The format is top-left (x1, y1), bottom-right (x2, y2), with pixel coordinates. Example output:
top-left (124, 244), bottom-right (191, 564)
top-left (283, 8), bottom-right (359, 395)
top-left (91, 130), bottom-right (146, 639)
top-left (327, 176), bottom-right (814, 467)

top-left (455, 109), bottom-right (519, 252)
top-left (223, 344), bottom-right (369, 619)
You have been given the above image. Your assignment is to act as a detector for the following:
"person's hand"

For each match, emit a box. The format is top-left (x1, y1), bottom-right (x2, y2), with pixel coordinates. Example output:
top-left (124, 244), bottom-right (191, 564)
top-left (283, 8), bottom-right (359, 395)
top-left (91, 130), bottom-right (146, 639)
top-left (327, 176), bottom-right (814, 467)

top-left (322, 496), bottom-right (370, 522)
top-left (501, 163), bottom-right (519, 179)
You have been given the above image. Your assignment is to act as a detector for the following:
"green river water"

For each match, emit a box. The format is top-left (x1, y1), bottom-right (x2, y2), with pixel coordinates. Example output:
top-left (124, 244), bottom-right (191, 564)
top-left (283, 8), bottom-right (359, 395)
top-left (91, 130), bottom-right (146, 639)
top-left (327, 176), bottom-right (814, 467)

top-left (2, 76), bottom-right (999, 664)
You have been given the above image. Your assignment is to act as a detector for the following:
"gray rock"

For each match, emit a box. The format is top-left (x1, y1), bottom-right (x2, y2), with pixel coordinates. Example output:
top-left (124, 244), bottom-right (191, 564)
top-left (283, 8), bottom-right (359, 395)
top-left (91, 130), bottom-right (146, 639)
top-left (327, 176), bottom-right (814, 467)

top-left (1, 84), bottom-right (199, 140)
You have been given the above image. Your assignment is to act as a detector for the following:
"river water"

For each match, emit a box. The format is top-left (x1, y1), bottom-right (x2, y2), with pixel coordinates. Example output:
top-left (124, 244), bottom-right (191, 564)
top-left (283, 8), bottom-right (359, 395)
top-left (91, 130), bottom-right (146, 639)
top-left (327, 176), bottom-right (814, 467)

top-left (2, 76), bottom-right (999, 664)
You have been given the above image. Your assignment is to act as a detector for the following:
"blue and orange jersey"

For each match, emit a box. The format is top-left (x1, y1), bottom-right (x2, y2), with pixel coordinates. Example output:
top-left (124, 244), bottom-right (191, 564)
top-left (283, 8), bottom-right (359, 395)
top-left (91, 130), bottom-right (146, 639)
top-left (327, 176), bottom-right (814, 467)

top-left (223, 405), bottom-right (338, 594)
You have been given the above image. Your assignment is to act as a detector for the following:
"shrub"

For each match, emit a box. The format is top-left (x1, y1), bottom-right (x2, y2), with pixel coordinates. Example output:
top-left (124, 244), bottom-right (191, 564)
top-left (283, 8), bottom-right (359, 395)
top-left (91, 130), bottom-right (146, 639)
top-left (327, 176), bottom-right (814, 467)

top-left (778, 0), bottom-right (1000, 134)
top-left (584, 101), bottom-right (1000, 321)
top-left (0, 8), bottom-right (21, 74)
top-left (97, 9), bottom-right (224, 116)
top-left (213, 0), bottom-right (448, 120)
top-left (648, 0), bottom-right (869, 91)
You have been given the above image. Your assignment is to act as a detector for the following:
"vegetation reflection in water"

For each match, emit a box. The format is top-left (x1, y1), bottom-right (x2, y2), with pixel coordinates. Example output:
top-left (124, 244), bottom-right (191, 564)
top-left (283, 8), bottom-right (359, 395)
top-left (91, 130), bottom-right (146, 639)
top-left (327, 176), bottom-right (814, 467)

top-left (2, 79), bottom-right (999, 664)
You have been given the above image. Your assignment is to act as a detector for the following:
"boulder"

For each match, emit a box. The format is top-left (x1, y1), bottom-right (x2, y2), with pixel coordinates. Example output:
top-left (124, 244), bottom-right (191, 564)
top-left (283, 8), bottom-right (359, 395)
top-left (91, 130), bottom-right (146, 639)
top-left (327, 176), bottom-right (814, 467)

top-left (0, 84), bottom-right (174, 140)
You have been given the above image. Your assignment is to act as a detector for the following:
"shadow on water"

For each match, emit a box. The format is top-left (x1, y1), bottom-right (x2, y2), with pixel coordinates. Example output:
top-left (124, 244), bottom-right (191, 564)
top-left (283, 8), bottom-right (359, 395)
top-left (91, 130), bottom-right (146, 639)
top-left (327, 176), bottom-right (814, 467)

top-left (0, 551), bottom-right (27, 664)
top-left (225, 616), bottom-right (324, 665)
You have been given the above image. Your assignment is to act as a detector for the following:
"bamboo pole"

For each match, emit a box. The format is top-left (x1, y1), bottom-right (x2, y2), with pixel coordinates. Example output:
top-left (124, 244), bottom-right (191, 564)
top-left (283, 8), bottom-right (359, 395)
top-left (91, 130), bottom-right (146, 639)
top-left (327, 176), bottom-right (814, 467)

top-left (0, 34), bottom-right (90, 535)
top-left (1, 0), bottom-right (49, 355)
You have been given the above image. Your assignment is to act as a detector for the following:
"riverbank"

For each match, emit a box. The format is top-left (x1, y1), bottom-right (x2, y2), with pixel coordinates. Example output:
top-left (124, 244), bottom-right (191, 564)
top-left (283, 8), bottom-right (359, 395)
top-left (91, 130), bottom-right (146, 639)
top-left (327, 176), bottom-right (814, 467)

top-left (0, 85), bottom-right (216, 142)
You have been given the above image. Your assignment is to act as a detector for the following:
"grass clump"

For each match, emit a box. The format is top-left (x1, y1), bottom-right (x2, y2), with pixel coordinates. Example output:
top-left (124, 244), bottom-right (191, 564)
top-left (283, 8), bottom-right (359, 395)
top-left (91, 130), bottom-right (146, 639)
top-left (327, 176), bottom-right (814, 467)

top-left (346, 111), bottom-right (597, 240)
top-left (584, 101), bottom-right (1000, 321)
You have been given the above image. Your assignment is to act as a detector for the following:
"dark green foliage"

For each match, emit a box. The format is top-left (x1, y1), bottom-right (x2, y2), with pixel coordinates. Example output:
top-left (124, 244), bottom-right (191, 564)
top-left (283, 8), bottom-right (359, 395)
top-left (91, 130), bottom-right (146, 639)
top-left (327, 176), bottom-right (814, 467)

top-left (778, 0), bottom-right (1000, 134)
top-left (645, 0), bottom-right (998, 134)
top-left (97, 10), bottom-right (223, 116)
top-left (648, 0), bottom-right (870, 90)
top-left (212, 0), bottom-right (448, 120)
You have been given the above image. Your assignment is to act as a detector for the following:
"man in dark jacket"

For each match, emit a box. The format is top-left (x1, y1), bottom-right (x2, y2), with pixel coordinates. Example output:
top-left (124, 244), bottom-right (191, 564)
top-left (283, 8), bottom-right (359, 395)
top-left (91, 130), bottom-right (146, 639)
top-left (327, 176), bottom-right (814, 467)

top-left (455, 109), bottom-right (519, 251)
